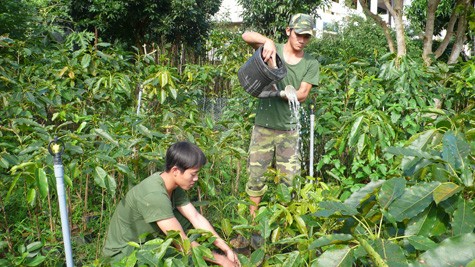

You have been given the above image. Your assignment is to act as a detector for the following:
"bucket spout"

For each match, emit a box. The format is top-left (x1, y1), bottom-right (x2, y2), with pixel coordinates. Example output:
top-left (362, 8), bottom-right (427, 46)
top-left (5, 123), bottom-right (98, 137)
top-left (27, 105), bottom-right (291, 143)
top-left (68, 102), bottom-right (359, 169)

top-left (257, 90), bottom-right (283, 98)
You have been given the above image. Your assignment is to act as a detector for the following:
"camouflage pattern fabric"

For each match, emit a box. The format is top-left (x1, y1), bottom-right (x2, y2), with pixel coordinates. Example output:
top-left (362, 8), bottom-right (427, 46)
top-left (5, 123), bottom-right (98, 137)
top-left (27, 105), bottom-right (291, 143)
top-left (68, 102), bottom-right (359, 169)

top-left (246, 126), bottom-right (300, 197)
top-left (288, 13), bottom-right (316, 36)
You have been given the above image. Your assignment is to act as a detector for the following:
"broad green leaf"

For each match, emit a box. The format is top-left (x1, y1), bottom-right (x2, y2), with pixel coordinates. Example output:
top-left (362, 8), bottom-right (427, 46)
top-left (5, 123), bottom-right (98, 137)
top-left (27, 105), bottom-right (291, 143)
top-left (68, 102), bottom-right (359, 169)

top-left (309, 234), bottom-right (353, 249)
top-left (250, 248), bottom-right (265, 266)
top-left (344, 180), bottom-right (384, 208)
top-left (421, 108), bottom-right (446, 116)
top-left (409, 233), bottom-right (475, 267)
top-left (461, 168), bottom-right (473, 187)
top-left (276, 183), bottom-right (291, 203)
top-left (13, 118), bottom-right (43, 128)
top-left (282, 251), bottom-right (299, 266)
top-left (371, 238), bottom-right (408, 267)
top-left (35, 167), bottom-right (48, 198)
top-left (452, 199), bottom-right (475, 236)
top-left (125, 251), bottom-right (137, 267)
top-left (76, 121), bottom-right (87, 134)
top-left (433, 182), bottom-right (462, 204)
top-left (160, 71), bottom-right (169, 87)
top-left (94, 128), bottom-right (119, 146)
top-left (105, 173), bottom-right (117, 196)
top-left (160, 88), bottom-right (166, 104)
top-left (405, 204), bottom-right (448, 238)
top-left (378, 178), bottom-right (406, 209)
top-left (169, 88), bottom-right (177, 99)
top-left (385, 147), bottom-right (438, 160)
top-left (127, 241), bottom-right (140, 248)
top-left (388, 182), bottom-right (440, 222)
top-left (26, 241), bottom-right (43, 253)
top-left (294, 214), bottom-right (308, 236)
top-left (314, 201), bottom-right (358, 217)
top-left (441, 131), bottom-right (470, 171)
top-left (271, 227), bottom-right (280, 243)
top-left (147, 238), bottom-right (172, 261)
top-left (312, 246), bottom-right (353, 267)
top-left (406, 129), bottom-right (437, 150)
top-left (137, 124), bottom-right (153, 139)
top-left (10, 161), bottom-right (35, 174)
top-left (348, 115), bottom-right (363, 147)
top-left (81, 54), bottom-right (91, 69)
top-left (27, 188), bottom-right (36, 207)
top-left (221, 218), bottom-right (232, 237)
top-left (206, 116), bottom-right (213, 129)
top-left (407, 236), bottom-right (437, 251)
top-left (24, 255), bottom-right (46, 266)
top-left (94, 166), bottom-right (107, 188)
top-left (192, 246), bottom-right (212, 267)
top-left (6, 174), bottom-right (21, 201)
top-left (356, 132), bottom-right (365, 155)
top-left (136, 249), bottom-right (160, 266)
top-left (401, 157), bottom-right (433, 177)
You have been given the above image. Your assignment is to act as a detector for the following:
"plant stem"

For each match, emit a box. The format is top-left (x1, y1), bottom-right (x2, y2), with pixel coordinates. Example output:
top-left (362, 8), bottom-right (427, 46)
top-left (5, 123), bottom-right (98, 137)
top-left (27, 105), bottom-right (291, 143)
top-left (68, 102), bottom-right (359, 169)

top-left (355, 235), bottom-right (389, 267)
top-left (0, 193), bottom-right (13, 252)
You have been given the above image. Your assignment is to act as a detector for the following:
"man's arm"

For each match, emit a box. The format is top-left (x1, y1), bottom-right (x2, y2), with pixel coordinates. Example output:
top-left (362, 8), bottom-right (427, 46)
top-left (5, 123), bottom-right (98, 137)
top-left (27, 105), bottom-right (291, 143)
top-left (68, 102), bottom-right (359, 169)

top-left (177, 203), bottom-right (239, 265)
top-left (156, 213), bottom-right (238, 267)
top-left (296, 81), bottom-right (313, 102)
top-left (242, 31), bottom-right (277, 65)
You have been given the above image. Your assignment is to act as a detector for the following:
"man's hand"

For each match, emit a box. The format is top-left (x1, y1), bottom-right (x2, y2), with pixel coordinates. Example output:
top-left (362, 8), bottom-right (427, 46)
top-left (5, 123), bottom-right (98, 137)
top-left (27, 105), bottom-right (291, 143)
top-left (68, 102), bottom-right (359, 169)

top-left (261, 38), bottom-right (277, 65)
top-left (225, 249), bottom-right (241, 266)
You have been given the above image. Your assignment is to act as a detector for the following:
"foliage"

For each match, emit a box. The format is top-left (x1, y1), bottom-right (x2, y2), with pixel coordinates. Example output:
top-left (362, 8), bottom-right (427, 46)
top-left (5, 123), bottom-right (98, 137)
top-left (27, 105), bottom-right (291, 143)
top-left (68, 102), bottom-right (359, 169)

top-left (309, 15), bottom-right (391, 63)
top-left (405, 0), bottom-right (455, 36)
top-left (0, 0), bottom-right (38, 39)
top-left (70, 0), bottom-right (222, 50)
top-left (1, 1), bottom-right (475, 266)
top-left (237, 0), bottom-right (325, 41)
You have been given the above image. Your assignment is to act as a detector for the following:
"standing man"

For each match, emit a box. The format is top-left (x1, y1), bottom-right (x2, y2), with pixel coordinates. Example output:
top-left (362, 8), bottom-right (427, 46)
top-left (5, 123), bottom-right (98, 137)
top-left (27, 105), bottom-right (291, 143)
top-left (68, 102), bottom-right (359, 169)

top-left (103, 141), bottom-right (240, 267)
top-left (242, 14), bottom-right (320, 218)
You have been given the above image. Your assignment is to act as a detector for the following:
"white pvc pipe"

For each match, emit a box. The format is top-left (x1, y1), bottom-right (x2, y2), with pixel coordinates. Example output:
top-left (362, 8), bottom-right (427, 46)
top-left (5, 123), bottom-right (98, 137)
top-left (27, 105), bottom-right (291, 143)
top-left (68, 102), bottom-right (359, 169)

top-left (54, 163), bottom-right (74, 267)
top-left (136, 85), bottom-right (143, 115)
top-left (309, 113), bottom-right (315, 179)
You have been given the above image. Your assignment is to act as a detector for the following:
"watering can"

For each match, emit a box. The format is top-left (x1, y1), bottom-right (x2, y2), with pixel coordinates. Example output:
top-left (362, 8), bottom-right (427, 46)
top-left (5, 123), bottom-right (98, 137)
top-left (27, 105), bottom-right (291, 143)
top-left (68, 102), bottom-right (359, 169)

top-left (238, 46), bottom-right (287, 98)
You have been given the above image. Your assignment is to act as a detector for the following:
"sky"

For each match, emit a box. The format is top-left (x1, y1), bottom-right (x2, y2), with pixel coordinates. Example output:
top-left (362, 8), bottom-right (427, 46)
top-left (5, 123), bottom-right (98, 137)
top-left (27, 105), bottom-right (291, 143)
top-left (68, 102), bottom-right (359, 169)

top-left (214, 0), bottom-right (243, 23)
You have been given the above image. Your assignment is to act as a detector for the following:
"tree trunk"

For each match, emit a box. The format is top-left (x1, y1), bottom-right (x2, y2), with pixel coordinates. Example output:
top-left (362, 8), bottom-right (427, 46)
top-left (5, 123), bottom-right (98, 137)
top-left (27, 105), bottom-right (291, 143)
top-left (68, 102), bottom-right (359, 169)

top-left (434, 0), bottom-right (463, 58)
top-left (422, 0), bottom-right (442, 66)
top-left (358, 0), bottom-right (396, 53)
top-left (448, 0), bottom-right (469, 64)
top-left (383, 0), bottom-right (406, 57)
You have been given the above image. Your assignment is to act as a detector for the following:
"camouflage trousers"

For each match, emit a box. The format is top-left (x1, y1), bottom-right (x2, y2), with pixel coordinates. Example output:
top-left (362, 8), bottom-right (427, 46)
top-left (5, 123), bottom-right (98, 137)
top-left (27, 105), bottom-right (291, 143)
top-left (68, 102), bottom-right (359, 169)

top-left (245, 125), bottom-right (300, 197)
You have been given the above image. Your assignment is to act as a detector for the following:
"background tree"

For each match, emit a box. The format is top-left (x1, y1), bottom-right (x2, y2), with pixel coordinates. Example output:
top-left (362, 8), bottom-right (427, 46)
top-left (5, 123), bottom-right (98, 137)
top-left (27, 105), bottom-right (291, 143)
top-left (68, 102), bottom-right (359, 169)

top-left (70, 0), bottom-right (222, 55)
top-left (360, 0), bottom-right (474, 65)
top-left (407, 0), bottom-right (474, 65)
top-left (358, 0), bottom-right (406, 57)
top-left (237, 0), bottom-right (325, 42)
top-left (0, 0), bottom-right (38, 39)
top-left (308, 15), bottom-right (393, 63)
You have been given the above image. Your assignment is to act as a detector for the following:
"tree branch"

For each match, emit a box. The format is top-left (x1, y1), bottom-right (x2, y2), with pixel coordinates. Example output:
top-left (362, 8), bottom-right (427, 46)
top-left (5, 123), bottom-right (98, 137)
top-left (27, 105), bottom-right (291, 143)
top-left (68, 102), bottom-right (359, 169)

top-left (434, 0), bottom-right (464, 58)
top-left (422, 0), bottom-right (442, 66)
top-left (358, 0), bottom-right (396, 53)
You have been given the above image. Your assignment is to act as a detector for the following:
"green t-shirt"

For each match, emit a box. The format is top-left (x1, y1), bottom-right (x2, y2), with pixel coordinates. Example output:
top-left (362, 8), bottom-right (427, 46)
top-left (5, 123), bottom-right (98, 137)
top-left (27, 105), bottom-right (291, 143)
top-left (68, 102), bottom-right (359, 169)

top-left (254, 43), bottom-right (320, 130)
top-left (103, 172), bottom-right (190, 258)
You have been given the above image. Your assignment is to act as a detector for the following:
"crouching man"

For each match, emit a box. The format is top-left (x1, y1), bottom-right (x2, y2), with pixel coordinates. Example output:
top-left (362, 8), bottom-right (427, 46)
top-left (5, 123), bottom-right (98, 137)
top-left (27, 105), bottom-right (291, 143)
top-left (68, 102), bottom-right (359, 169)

top-left (103, 141), bottom-right (240, 267)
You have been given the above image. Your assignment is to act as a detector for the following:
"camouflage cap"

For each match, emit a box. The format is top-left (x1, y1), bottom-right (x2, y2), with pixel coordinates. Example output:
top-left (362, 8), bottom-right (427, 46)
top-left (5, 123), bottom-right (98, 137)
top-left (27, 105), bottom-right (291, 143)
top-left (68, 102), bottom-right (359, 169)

top-left (288, 13), bottom-right (316, 36)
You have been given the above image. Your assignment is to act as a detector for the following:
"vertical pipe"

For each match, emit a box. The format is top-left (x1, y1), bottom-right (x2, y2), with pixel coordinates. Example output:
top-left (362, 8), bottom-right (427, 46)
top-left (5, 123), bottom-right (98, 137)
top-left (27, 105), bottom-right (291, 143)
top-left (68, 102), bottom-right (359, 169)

top-left (309, 105), bottom-right (315, 179)
top-left (136, 84), bottom-right (143, 116)
top-left (49, 139), bottom-right (74, 267)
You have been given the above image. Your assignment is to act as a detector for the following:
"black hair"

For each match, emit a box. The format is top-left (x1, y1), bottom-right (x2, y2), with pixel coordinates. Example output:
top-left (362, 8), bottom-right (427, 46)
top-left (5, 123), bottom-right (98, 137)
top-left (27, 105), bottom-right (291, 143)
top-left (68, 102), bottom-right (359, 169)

top-left (165, 141), bottom-right (207, 172)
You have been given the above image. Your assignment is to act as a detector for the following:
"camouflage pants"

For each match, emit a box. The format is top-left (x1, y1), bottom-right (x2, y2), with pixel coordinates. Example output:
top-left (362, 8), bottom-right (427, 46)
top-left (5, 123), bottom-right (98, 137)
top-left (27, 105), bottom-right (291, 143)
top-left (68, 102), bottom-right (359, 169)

top-left (245, 125), bottom-right (300, 197)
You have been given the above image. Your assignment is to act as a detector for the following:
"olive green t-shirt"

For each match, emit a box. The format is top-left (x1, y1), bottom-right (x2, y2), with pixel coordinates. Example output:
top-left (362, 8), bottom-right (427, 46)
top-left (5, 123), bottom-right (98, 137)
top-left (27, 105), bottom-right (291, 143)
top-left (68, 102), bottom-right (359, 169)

top-left (254, 43), bottom-right (320, 130)
top-left (103, 172), bottom-right (190, 259)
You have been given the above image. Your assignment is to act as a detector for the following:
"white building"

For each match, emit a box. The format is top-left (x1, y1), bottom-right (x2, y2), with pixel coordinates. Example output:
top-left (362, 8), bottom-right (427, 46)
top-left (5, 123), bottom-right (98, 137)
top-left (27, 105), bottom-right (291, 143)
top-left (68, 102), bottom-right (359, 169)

top-left (214, 0), bottom-right (401, 37)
